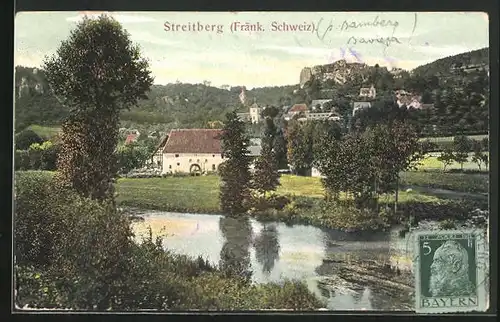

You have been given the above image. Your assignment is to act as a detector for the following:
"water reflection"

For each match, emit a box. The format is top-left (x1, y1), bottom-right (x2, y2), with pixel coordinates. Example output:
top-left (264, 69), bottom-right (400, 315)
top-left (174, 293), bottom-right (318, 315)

top-left (253, 223), bottom-right (280, 275)
top-left (132, 211), bottom-right (414, 310)
top-left (219, 216), bottom-right (253, 281)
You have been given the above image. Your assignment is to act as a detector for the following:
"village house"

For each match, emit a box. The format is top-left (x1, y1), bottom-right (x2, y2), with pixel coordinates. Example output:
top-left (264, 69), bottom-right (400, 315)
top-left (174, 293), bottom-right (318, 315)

top-left (125, 133), bottom-right (139, 145)
top-left (359, 85), bottom-right (376, 99)
top-left (150, 129), bottom-right (261, 175)
top-left (284, 103), bottom-right (308, 120)
top-left (159, 129), bottom-right (224, 175)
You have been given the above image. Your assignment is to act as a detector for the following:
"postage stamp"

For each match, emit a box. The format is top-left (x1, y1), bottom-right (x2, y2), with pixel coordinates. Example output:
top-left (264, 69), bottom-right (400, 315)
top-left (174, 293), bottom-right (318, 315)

top-left (413, 229), bottom-right (489, 313)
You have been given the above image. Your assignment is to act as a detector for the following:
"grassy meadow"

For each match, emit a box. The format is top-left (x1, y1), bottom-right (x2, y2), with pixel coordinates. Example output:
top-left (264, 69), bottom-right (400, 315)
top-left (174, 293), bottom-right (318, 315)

top-left (416, 153), bottom-right (487, 172)
top-left (26, 124), bottom-right (61, 139)
top-left (115, 173), bottom-right (475, 214)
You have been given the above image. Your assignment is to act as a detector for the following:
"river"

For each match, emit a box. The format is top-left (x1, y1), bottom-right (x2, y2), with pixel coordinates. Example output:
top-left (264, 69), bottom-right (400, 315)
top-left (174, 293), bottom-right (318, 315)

top-left (131, 211), bottom-right (415, 311)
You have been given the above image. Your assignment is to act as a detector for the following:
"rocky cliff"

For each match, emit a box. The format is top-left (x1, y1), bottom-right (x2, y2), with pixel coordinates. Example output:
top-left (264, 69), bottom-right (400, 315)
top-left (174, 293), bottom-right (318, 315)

top-left (299, 60), bottom-right (374, 88)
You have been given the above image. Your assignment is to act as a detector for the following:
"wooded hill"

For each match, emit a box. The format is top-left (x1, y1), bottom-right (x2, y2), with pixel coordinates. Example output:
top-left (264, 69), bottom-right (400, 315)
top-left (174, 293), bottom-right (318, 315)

top-left (14, 47), bottom-right (489, 137)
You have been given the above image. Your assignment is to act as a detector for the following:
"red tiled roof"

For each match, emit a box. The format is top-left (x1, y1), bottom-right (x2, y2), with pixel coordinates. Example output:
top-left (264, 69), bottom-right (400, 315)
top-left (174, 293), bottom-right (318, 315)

top-left (289, 104), bottom-right (308, 113)
top-left (125, 134), bottom-right (138, 144)
top-left (162, 129), bottom-right (223, 154)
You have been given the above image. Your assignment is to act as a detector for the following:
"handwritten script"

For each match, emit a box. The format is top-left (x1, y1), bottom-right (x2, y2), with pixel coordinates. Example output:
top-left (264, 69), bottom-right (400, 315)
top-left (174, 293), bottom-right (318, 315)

top-left (316, 13), bottom-right (418, 64)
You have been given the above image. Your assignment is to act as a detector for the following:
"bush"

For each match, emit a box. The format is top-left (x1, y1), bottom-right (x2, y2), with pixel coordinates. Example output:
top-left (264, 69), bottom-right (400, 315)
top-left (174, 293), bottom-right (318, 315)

top-left (319, 203), bottom-right (391, 232)
top-left (15, 171), bottom-right (323, 310)
top-left (15, 150), bottom-right (30, 170)
top-left (249, 193), bottom-right (291, 211)
top-left (15, 171), bottom-right (136, 309)
top-left (15, 129), bottom-right (43, 150)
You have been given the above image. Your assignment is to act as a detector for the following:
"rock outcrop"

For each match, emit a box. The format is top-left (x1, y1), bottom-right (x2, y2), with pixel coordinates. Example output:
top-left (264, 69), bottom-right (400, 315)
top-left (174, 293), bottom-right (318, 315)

top-left (299, 60), bottom-right (372, 88)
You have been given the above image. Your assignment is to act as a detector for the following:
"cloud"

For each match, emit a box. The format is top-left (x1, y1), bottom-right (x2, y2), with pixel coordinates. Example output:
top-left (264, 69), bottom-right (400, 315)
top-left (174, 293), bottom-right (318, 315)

top-left (128, 30), bottom-right (181, 47)
top-left (66, 12), bottom-right (156, 24)
top-left (411, 44), bottom-right (483, 57)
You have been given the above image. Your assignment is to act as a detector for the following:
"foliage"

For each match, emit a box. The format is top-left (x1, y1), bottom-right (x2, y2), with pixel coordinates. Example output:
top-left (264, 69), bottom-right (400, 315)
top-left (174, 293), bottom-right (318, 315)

top-left (315, 119), bottom-right (422, 215)
top-left (43, 15), bottom-right (153, 201)
top-left (437, 148), bottom-right (456, 171)
top-left (15, 129), bottom-right (44, 150)
top-left (273, 127), bottom-right (289, 169)
top-left (116, 143), bottom-right (150, 174)
top-left (286, 119), bottom-right (314, 176)
top-left (252, 115), bottom-right (280, 195)
top-left (218, 111), bottom-right (252, 216)
top-left (15, 171), bottom-right (135, 310)
top-left (471, 140), bottom-right (488, 171)
top-left (452, 135), bottom-right (472, 170)
top-left (15, 150), bottom-right (30, 171)
top-left (15, 170), bottom-right (322, 310)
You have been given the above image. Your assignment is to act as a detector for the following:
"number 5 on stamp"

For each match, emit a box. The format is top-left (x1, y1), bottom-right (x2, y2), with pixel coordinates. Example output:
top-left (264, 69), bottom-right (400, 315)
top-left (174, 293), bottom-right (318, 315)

top-left (413, 229), bottom-right (489, 313)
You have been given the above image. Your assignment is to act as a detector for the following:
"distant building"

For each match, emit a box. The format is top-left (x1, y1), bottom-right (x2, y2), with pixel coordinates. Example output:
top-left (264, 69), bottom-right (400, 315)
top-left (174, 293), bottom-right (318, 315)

top-left (237, 102), bottom-right (263, 124)
top-left (285, 103), bottom-right (308, 120)
top-left (161, 129), bottom-right (224, 175)
top-left (352, 102), bottom-right (372, 116)
top-left (249, 103), bottom-right (262, 124)
top-left (311, 167), bottom-right (325, 178)
top-left (125, 133), bottom-right (139, 145)
top-left (359, 85), bottom-right (376, 99)
top-left (236, 112), bottom-right (251, 122)
top-left (298, 112), bottom-right (341, 122)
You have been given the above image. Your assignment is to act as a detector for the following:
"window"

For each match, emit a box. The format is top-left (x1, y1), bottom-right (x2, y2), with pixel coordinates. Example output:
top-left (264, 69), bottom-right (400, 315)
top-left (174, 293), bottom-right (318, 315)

top-left (177, 162), bottom-right (180, 166)
top-left (169, 165), bottom-right (172, 169)
top-left (189, 159), bottom-right (192, 162)
top-left (197, 159), bottom-right (200, 163)
top-left (212, 154), bottom-right (215, 158)
top-left (212, 164), bottom-right (216, 171)
top-left (205, 159), bottom-right (208, 163)
top-left (175, 154), bottom-right (179, 158)
top-left (221, 153), bottom-right (224, 159)
top-left (157, 161), bottom-right (161, 166)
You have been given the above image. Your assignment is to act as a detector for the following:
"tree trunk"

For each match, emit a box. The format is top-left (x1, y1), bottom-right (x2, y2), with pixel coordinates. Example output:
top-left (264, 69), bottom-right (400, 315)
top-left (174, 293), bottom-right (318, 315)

top-left (394, 175), bottom-right (399, 215)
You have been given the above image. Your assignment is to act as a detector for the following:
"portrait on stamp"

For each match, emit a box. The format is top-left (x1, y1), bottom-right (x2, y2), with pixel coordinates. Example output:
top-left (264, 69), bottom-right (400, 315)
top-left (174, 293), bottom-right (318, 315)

top-left (414, 230), bottom-right (488, 313)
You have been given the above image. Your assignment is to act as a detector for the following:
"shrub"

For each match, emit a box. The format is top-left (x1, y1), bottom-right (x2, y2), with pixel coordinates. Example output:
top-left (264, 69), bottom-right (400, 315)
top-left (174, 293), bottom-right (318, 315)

top-left (439, 219), bottom-right (457, 230)
top-left (15, 150), bottom-right (30, 170)
top-left (15, 129), bottom-right (43, 150)
top-left (15, 171), bottom-right (136, 310)
top-left (319, 203), bottom-right (391, 232)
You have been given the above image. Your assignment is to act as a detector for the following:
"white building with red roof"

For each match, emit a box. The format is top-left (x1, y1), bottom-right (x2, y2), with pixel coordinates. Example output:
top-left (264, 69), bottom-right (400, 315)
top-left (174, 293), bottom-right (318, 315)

top-left (150, 128), bottom-right (262, 175)
top-left (155, 129), bottom-right (225, 175)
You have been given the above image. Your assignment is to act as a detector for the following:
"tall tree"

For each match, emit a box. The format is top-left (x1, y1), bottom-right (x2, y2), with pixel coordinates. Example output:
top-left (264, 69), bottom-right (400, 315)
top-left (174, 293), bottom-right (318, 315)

top-left (219, 111), bottom-right (252, 216)
top-left (273, 128), bottom-right (288, 169)
top-left (43, 15), bottom-right (153, 201)
top-left (286, 119), bottom-right (314, 176)
top-left (252, 116), bottom-right (280, 196)
top-left (453, 135), bottom-right (472, 170)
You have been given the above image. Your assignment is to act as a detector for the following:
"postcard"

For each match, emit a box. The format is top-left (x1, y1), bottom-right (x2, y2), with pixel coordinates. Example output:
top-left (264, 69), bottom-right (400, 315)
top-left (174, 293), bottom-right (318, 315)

top-left (13, 11), bottom-right (490, 312)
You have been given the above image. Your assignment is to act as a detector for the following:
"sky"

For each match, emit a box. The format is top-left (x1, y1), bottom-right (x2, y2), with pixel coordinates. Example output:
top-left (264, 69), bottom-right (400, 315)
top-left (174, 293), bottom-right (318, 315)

top-left (15, 11), bottom-right (489, 89)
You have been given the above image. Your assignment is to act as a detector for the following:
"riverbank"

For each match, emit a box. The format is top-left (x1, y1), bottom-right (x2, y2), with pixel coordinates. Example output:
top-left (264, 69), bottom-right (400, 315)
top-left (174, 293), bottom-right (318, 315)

top-left (116, 174), bottom-right (488, 232)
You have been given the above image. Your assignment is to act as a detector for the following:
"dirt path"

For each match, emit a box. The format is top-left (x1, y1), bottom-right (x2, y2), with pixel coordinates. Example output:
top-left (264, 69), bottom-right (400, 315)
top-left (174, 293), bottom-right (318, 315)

top-left (402, 185), bottom-right (488, 200)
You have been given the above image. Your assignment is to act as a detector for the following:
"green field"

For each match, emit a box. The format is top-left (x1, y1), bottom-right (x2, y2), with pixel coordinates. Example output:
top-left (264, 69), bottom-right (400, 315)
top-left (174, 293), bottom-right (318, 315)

top-left (400, 171), bottom-right (489, 194)
top-left (115, 174), bottom-right (453, 214)
top-left (26, 124), bottom-right (61, 139)
top-left (416, 153), bottom-right (487, 172)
